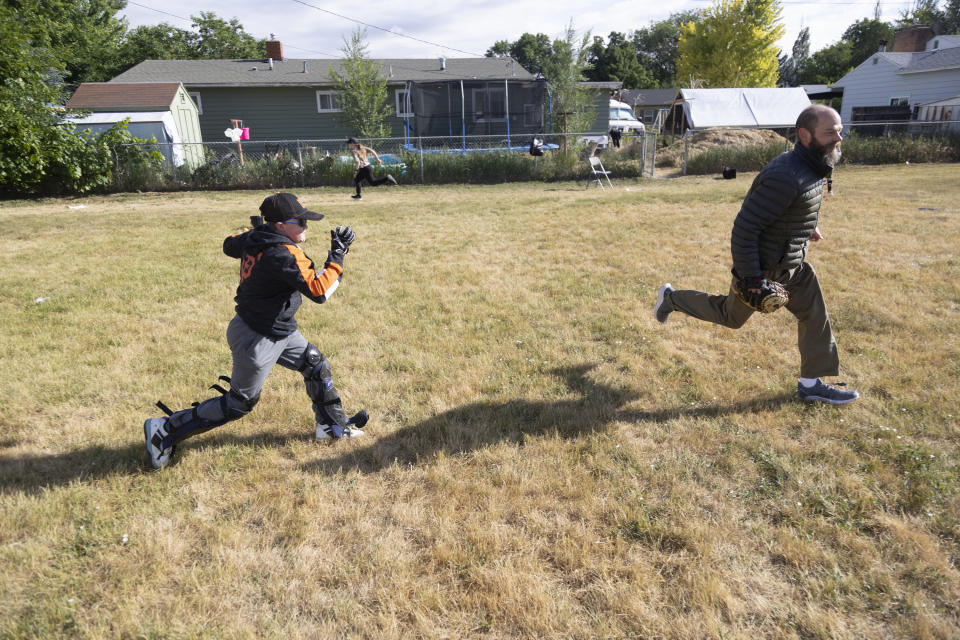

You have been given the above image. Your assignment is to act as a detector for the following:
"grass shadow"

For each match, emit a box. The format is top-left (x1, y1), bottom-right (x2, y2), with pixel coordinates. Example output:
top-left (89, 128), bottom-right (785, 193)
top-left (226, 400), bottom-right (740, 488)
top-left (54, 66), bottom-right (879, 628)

top-left (299, 365), bottom-right (797, 475)
top-left (0, 366), bottom-right (797, 492)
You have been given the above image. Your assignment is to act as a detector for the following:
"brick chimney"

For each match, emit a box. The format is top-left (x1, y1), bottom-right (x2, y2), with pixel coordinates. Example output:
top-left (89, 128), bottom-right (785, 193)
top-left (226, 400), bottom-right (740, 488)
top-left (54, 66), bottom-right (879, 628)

top-left (892, 25), bottom-right (933, 52)
top-left (266, 39), bottom-right (284, 61)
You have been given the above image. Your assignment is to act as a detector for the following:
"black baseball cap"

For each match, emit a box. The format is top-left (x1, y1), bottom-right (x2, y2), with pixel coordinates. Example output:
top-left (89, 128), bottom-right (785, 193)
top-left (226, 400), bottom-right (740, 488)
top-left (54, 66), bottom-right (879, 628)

top-left (346, 137), bottom-right (359, 144)
top-left (259, 192), bottom-right (324, 223)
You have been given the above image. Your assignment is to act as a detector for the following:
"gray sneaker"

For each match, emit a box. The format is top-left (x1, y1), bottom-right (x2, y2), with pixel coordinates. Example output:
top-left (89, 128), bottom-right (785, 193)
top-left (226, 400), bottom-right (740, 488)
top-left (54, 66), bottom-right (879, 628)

top-left (797, 379), bottom-right (859, 405)
top-left (144, 417), bottom-right (175, 468)
top-left (654, 283), bottom-right (674, 323)
top-left (386, 174), bottom-right (398, 185)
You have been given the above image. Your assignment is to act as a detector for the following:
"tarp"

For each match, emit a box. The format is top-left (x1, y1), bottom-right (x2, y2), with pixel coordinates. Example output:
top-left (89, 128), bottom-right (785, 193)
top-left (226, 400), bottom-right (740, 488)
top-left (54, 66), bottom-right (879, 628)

top-left (680, 88), bottom-right (811, 130)
top-left (68, 110), bottom-right (184, 166)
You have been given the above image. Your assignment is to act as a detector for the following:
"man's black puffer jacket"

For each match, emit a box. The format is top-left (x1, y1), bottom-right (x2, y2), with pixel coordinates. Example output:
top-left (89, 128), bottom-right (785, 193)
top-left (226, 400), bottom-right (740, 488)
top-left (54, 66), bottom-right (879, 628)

top-left (730, 142), bottom-right (833, 280)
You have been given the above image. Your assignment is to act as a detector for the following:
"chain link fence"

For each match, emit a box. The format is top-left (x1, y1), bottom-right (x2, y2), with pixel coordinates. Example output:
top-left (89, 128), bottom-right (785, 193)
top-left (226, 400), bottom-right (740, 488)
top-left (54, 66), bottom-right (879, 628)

top-left (110, 131), bottom-right (657, 192)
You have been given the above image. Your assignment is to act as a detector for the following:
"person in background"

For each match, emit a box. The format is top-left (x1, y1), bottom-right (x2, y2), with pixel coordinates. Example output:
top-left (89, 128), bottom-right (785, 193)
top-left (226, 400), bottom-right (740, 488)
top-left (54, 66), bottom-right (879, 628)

top-left (347, 137), bottom-right (397, 200)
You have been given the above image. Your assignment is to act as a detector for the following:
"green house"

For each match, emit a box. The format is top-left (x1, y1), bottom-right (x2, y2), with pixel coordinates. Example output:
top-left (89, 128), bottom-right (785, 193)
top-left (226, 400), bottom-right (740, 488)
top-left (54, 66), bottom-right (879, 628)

top-left (108, 41), bottom-right (546, 145)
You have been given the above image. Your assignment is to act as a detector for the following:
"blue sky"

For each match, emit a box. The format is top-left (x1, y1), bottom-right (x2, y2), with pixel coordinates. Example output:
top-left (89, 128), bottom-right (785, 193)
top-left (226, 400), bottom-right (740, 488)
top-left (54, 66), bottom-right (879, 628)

top-left (120, 0), bottom-right (920, 61)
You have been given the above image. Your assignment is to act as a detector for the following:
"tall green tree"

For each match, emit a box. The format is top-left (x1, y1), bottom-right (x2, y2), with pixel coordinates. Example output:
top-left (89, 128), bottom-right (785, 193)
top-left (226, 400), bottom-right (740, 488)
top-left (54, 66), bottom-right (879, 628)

top-left (798, 41), bottom-right (852, 85)
top-left (485, 33), bottom-right (554, 77)
top-left (541, 21), bottom-right (595, 134)
top-left (632, 10), bottom-right (702, 88)
top-left (843, 18), bottom-right (894, 67)
top-left (188, 12), bottom-right (264, 59)
top-left (20, 0), bottom-right (128, 86)
top-left (677, 0), bottom-right (785, 87)
top-left (586, 32), bottom-right (652, 88)
top-left (329, 28), bottom-right (391, 139)
top-left (0, 2), bottom-right (130, 195)
top-left (778, 26), bottom-right (810, 86)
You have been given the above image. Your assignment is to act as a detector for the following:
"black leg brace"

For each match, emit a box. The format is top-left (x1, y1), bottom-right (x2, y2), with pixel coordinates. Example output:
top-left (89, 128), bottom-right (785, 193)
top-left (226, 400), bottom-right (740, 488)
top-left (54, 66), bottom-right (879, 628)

top-left (299, 345), bottom-right (350, 436)
top-left (156, 376), bottom-right (259, 449)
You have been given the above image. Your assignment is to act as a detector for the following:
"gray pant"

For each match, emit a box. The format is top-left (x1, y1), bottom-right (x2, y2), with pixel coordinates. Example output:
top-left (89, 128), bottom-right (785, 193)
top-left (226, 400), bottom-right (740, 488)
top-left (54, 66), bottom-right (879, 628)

top-left (165, 315), bottom-right (334, 440)
top-left (226, 314), bottom-right (310, 400)
top-left (668, 262), bottom-right (839, 379)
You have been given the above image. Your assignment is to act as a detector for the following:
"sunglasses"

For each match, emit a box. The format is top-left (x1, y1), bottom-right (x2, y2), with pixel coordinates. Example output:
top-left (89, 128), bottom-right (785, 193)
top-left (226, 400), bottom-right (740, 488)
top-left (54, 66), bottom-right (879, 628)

top-left (283, 218), bottom-right (308, 228)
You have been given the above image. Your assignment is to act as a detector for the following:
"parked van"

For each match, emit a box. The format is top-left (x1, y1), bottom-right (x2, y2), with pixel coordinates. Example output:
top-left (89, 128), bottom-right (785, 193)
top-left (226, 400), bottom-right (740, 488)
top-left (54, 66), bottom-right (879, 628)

top-left (609, 98), bottom-right (646, 136)
top-left (582, 99), bottom-right (646, 148)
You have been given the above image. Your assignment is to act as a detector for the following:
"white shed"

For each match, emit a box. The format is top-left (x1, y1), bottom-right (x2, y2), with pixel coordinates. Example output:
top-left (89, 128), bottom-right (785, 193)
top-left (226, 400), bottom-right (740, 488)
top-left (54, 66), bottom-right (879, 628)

top-left (66, 82), bottom-right (204, 169)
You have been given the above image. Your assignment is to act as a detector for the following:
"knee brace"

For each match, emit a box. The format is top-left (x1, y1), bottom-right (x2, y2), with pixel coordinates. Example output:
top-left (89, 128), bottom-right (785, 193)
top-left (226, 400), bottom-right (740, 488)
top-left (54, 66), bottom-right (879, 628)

top-left (156, 376), bottom-right (259, 448)
top-left (299, 345), bottom-right (350, 428)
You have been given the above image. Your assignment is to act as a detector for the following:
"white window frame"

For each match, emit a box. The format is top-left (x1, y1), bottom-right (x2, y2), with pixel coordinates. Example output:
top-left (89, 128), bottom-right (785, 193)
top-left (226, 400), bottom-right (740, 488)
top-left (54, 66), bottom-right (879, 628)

top-left (472, 87), bottom-right (506, 123)
top-left (189, 92), bottom-right (203, 115)
top-left (889, 95), bottom-right (910, 107)
top-left (316, 90), bottom-right (342, 113)
top-left (395, 88), bottom-right (413, 117)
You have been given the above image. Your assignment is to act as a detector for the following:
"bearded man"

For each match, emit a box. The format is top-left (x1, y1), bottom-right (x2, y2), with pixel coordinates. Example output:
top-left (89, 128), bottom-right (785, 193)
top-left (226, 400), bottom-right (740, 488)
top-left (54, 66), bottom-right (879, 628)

top-left (654, 104), bottom-right (859, 404)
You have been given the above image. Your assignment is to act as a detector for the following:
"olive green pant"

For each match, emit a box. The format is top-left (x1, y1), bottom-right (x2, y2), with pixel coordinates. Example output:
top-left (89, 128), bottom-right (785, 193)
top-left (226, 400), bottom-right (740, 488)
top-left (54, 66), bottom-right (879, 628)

top-left (667, 261), bottom-right (839, 379)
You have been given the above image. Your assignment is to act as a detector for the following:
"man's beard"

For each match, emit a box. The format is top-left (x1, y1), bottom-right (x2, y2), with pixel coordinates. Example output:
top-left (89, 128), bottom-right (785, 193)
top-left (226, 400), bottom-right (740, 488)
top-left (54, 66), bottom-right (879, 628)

top-left (810, 138), bottom-right (842, 167)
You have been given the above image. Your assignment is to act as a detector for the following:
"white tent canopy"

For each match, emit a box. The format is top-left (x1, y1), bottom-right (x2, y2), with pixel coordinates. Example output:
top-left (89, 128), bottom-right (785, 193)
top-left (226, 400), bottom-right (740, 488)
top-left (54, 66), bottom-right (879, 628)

top-left (680, 88), bottom-right (811, 130)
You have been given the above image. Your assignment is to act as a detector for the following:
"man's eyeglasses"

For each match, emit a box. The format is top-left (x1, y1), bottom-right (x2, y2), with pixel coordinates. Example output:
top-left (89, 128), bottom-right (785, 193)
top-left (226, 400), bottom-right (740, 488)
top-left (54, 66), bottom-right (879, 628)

top-left (283, 218), bottom-right (307, 228)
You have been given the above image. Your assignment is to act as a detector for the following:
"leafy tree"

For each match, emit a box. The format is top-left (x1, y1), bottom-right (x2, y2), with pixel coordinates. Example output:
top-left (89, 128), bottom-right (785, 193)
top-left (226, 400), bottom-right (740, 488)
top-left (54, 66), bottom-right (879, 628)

top-left (111, 23), bottom-right (196, 75)
top-left (329, 28), bottom-right (392, 139)
top-left (188, 12), bottom-right (264, 59)
top-left (541, 21), bottom-right (595, 134)
top-left (798, 41), bottom-right (852, 85)
top-left (778, 26), bottom-right (810, 86)
top-left (632, 10), bottom-right (702, 88)
top-left (485, 33), bottom-right (554, 77)
top-left (103, 12), bottom-right (264, 79)
top-left (843, 18), bottom-right (894, 67)
top-left (586, 32), bottom-right (652, 87)
top-left (677, 0), bottom-right (785, 88)
top-left (32, 0), bottom-right (128, 85)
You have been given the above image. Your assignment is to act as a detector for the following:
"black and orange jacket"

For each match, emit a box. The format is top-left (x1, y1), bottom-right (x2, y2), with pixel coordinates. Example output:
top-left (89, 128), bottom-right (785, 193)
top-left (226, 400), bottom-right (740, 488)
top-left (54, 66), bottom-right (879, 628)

top-left (223, 225), bottom-right (342, 338)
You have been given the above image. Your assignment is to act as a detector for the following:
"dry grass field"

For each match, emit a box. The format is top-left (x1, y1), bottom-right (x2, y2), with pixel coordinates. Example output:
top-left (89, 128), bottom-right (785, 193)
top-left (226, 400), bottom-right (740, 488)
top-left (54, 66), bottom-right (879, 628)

top-left (1, 165), bottom-right (958, 639)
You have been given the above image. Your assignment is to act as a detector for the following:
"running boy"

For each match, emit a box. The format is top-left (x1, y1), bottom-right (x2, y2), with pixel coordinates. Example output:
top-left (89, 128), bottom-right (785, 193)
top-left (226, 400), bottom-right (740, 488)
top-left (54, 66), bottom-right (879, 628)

top-left (144, 192), bottom-right (367, 469)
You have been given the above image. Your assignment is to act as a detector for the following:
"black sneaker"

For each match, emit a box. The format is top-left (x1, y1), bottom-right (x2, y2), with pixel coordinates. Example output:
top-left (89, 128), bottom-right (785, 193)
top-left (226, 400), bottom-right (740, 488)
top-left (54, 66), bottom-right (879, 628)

top-left (351, 194), bottom-right (362, 200)
top-left (797, 379), bottom-right (859, 405)
top-left (654, 283), bottom-right (674, 323)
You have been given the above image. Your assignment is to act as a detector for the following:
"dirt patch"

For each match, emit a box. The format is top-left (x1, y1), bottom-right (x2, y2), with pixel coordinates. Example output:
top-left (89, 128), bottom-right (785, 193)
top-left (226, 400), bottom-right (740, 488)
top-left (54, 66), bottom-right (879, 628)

top-left (656, 128), bottom-right (789, 167)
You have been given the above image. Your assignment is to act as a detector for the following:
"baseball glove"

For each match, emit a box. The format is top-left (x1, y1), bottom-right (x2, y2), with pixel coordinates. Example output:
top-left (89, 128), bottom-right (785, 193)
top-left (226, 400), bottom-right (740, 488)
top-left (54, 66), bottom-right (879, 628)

top-left (733, 277), bottom-right (789, 313)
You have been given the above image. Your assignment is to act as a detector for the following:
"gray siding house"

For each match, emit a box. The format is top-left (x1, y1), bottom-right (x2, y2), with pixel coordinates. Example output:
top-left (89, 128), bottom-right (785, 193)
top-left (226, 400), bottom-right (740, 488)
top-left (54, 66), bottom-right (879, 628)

top-left (832, 27), bottom-right (960, 126)
top-left (108, 42), bottom-right (542, 143)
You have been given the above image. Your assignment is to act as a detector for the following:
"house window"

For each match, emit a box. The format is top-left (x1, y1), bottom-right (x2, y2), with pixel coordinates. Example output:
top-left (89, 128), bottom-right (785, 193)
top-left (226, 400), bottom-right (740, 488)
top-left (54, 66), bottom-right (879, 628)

top-left (523, 103), bottom-right (541, 127)
top-left (190, 92), bottom-right (203, 115)
top-left (473, 87), bottom-right (506, 122)
top-left (395, 89), bottom-right (413, 117)
top-left (643, 109), bottom-right (655, 124)
top-left (316, 91), bottom-right (342, 113)
top-left (890, 96), bottom-right (909, 107)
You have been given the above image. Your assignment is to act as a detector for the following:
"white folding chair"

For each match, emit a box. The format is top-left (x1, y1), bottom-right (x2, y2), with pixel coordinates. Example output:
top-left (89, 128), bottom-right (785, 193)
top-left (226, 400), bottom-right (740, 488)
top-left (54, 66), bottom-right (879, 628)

top-left (587, 155), bottom-right (613, 190)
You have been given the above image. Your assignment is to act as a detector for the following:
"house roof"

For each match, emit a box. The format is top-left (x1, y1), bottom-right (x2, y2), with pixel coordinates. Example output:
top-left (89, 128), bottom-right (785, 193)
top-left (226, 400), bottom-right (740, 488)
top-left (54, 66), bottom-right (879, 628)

top-left (615, 89), bottom-right (679, 107)
top-left (835, 46), bottom-right (960, 86)
top-left (67, 82), bottom-right (183, 110)
top-left (109, 57), bottom-right (536, 87)
top-left (898, 45), bottom-right (960, 73)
